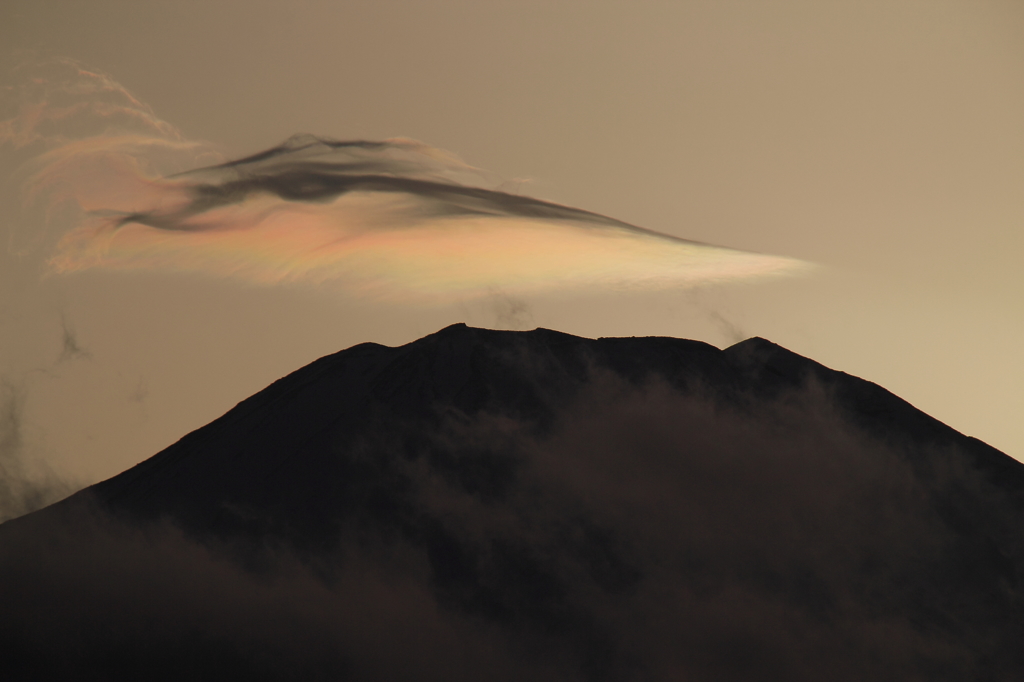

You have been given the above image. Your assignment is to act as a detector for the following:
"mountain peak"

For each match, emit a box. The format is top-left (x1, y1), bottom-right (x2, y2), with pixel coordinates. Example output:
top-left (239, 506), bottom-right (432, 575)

top-left (2, 325), bottom-right (1022, 680)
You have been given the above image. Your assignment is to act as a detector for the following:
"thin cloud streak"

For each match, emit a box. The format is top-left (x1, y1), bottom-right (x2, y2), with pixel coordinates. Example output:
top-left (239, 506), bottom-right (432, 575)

top-left (5, 60), bottom-right (812, 301)
top-left (2, 58), bottom-right (217, 258)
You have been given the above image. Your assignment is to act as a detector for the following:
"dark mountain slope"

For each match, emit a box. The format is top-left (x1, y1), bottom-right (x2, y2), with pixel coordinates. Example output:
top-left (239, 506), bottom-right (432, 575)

top-left (86, 324), bottom-right (1023, 529)
top-left (1, 324), bottom-right (1022, 681)
top-left (88, 326), bottom-right (739, 535)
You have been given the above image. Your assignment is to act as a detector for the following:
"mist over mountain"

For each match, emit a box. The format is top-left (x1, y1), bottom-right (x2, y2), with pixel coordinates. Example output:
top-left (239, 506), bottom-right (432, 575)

top-left (2, 324), bottom-right (1022, 681)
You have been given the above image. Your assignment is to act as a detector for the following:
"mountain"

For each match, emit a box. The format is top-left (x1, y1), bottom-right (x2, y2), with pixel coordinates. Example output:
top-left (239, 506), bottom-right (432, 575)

top-left (2, 324), bottom-right (1022, 681)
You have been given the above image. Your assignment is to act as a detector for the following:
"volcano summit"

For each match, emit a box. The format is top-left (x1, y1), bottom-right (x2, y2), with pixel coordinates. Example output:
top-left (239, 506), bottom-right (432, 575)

top-left (1, 324), bottom-right (1022, 681)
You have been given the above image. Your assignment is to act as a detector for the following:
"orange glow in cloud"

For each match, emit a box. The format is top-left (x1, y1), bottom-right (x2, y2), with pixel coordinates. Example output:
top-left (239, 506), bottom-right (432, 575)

top-left (7, 61), bottom-right (812, 301)
top-left (50, 192), bottom-right (809, 301)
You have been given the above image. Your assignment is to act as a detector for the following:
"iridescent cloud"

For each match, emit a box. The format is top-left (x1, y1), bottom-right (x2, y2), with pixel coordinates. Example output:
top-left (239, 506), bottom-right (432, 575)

top-left (6, 60), bottom-right (812, 300)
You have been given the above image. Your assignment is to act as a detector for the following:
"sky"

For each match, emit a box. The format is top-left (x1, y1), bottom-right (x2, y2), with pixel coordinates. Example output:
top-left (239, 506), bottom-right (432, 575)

top-left (1, 0), bottom-right (1022, 500)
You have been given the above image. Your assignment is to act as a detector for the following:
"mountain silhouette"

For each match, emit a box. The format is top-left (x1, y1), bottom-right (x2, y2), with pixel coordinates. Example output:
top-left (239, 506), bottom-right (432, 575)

top-left (2, 324), bottom-right (1022, 681)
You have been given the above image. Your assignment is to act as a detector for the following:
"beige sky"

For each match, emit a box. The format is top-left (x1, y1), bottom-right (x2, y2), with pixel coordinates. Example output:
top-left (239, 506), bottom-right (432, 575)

top-left (1, 0), bottom-right (1022, 491)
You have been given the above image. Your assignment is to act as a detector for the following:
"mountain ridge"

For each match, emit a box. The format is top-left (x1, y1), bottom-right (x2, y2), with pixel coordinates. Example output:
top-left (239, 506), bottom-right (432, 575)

top-left (75, 324), bottom-right (1021, 523)
top-left (2, 324), bottom-right (1022, 681)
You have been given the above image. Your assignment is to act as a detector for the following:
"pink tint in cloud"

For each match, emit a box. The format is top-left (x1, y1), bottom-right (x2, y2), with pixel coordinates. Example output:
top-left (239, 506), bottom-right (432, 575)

top-left (6, 61), bottom-right (812, 300)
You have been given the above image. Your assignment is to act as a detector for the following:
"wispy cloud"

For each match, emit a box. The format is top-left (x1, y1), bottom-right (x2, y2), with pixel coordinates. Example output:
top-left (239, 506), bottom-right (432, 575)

top-left (4, 59), bottom-right (812, 301)
top-left (0, 379), bottom-right (72, 522)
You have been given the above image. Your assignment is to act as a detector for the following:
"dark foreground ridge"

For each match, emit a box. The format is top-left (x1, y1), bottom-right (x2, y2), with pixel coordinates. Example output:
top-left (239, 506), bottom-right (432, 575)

top-left (2, 324), bottom-right (1022, 681)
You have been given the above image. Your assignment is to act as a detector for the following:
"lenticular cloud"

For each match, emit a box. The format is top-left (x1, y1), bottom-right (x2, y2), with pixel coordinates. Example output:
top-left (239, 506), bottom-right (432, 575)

top-left (7, 60), bottom-right (811, 300)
